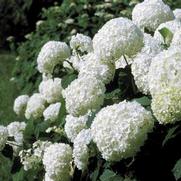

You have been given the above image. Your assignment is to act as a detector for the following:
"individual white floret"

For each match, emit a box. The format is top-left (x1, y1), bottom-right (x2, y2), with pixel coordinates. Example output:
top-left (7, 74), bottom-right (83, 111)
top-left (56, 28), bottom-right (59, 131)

top-left (91, 101), bottom-right (154, 161)
top-left (43, 103), bottom-right (61, 121)
top-left (13, 95), bottom-right (29, 115)
top-left (148, 47), bottom-right (181, 96)
top-left (151, 87), bottom-right (181, 124)
top-left (70, 33), bottom-right (93, 53)
top-left (64, 114), bottom-right (88, 142)
top-left (39, 78), bottom-right (63, 103)
top-left (0, 126), bottom-right (8, 151)
top-left (43, 143), bottom-right (72, 181)
top-left (78, 53), bottom-right (115, 84)
top-left (62, 75), bottom-right (105, 116)
top-left (154, 20), bottom-right (181, 44)
top-left (132, 0), bottom-right (174, 32)
top-left (37, 41), bottom-right (71, 74)
top-left (7, 121), bottom-right (26, 144)
top-left (171, 29), bottom-right (181, 47)
top-left (73, 129), bottom-right (93, 170)
top-left (93, 17), bottom-right (144, 63)
top-left (173, 9), bottom-right (181, 21)
top-left (25, 93), bottom-right (46, 119)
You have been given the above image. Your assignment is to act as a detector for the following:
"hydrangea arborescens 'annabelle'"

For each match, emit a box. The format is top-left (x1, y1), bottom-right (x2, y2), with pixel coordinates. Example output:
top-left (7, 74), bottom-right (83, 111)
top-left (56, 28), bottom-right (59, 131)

top-left (173, 9), bottom-right (181, 21)
top-left (37, 41), bottom-right (71, 74)
top-left (93, 17), bottom-right (144, 63)
top-left (91, 101), bottom-right (154, 161)
top-left (132, 0), bottom-right (174, 32)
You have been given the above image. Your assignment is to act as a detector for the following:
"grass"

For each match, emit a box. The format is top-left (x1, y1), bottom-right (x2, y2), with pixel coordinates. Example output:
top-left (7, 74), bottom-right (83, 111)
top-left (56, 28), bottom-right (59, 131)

top-left (0, 51), bottom-right (18, 125)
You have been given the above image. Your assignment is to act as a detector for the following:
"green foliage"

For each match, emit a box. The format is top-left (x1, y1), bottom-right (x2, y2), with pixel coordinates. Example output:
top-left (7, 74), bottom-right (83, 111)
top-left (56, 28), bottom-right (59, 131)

top-left (172, 159), bottom-right (181, 180)
top-left (99, 169), bottom-right (123, 181)
top-left (159, 27), bottom-right (173, 47)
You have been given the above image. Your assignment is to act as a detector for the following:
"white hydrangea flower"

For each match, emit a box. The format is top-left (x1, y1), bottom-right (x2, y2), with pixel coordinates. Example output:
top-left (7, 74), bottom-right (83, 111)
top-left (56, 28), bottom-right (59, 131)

top-left (151, 87), bottom-right (181, 124)
top-left (39, 78), bottom-right (63, 103)
top-left (154, 20), bottom-right (181, 44)
top-left (148, 47), bottom-right (181, 96)
top-left (93, 17), bottom-right (144, 63)
top-left (43, 143), bottom-right (72, 181)
top-left (43, 103), bottom-right (61, 122)
top-left (68, 55), bottom-right (82, 71)
top-left (42, 73), bottom-right (53, 81)
top-left (91, 101), bottom-right (154, 161)
top-left (62, 75), bottom-right (105, 116)
top-left (25, 93), bottom-right (46, 119)
top-left (70, 33), bottom-right (93, 53)
top-left (44, 173), bottom-right (54, 181)
top-left (73, 129), bottom-right (93, 170)
top-left (171, 29), bottom-right (181, 47)
top-left (64, 114), bottom-right (88, 142)
top-left (78, 53), bottom-right (115, 84)
top-left (37, 41), bottom-right (71, 74)
top-left (115, 56), bottom-right (133, 69)
top-left (173, 9), bottom-right (181, 21)
top-left (0, 126), bottom-right (8, 151)
top-left (132, 0), bottom-right (174, 32)
top-left (13, 95), bottom-right (29, 115)
top-left (7, 121), bottom-right (26, 144)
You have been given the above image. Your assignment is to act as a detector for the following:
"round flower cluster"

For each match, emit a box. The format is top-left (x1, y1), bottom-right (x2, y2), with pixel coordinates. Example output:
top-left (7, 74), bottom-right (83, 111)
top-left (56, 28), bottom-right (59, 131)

top-left (43, 143), bottom-right (72, 181)
top-left (25, 93), bottom-right (46, 119)
top-left (39, 78), bottom-right (63, 103)
top-left (70, 33), bottom-right (93, 53)
top-left (91, 101), bottom-right (154, 161)
top-left (73, 129), bottom-right (93, 170)
top-left (62, 75), bottom-right (105, 116)
top-left (78, 53), bottom-right (115, 84)
top-left (132, 0), bottom-right (174, 32)
top-left (13, 95), bottom-right (29, 115)
top-left (173, 9), bottom-right (181, 21)
top-left (171, 29), bottom-right (181, 47)
top-left (37, 41), bottom-right (71, 74)
top-left (93, 17), bottom-right (144, 63)
top-left (0, 126), bottom-right (8, 151)
top-left (64, 114), bottom-right (88, 142)
top-left (43, 103), bottom-right (61, 122)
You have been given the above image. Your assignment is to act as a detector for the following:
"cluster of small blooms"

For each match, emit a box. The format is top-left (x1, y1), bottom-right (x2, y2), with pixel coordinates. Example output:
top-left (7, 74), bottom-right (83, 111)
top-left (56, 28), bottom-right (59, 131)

top-left (62, 75), bottom-right (105, 116)
top-left (171, 29), bottom-right (181, 47)
top-left (43, 143), bottom-right (72, 181)
top-left (64, 114), bottom-right (88, 142)
top-left (70, 33), bottom-right (93, 53)
top-left (25, 93), bottom-right (46, 119)
top-left (37, 41), bottom-right (71, 74)
top-left (173, 9), bottom-right (181, 21)
top-left (43, 103), bottom-right (61, 122)
top-left (13, 95), bottom-right (29, 115)
top-left (132, 0), bottom-right (174, 31)
top-left (0, 126), bottom-right (8, 151)
top-left (91, 101), bottom-right (154, 161)
top-left (39, 78), bottom-right (63, 103)
top-left (73, 129), bottom-right (93, 170)
top-left (93, 17), bottom-right (144, 63)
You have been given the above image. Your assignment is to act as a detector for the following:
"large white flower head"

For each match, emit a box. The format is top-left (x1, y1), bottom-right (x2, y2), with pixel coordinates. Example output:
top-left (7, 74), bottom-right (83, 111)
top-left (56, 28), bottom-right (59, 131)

top-left (43, 103), bottom-right (61, 122)
top-left (132, 0), bottom-right (174, 32)
top-left (151, 87), bottom-right (181, 124)
top-left (93, 17), bottom-right (144, 63)
top-left (173, 9), bottom-right (181, 21)
top-left (91, 101), bottom-right (154, 161)
top-left (70, 33), bottom-right (93, 53)
top-left (64, 114), bottom-right (88, 142)
top-left (25, 93), bottom-right (46, 119)
top-left (78, 53), bottom-right (115, 84)
top-left (39, 78), bottom-right (63, 103)
top-left (68, 55), bottom-right (82, 71)
top-left (171, 29), bottom-right (181, 47)
top-left (0, 126), bottom-right (8, 151)
top-left (43, 143), bottom-right (72, 181)
top-left (148, 47), bottom-right (181, 96)
top-left (37, 41), bottom-right (71, 74)
top-left (7, 121), bottom-right (26, 144)
top-left (13, 95), bottom-right (29, 115)
top-left (154, 20), bottom-right (181, 44)
top-left (62, 75), bottom-right (105, 116)
top-left (73, 129), bottom-right (93, 170)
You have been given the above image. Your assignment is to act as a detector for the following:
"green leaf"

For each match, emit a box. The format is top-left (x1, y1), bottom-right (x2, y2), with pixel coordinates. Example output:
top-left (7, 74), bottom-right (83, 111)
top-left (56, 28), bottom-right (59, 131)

top-left (159, 27), bottom-right (173, 46)
top-left (91, 167), bottom-right (100, 181)
top-left (172, 158), bottom-right (181, 180)
top-left (12, 168), bottom-right (25, 181)
top-left (99, 169), bottom-right (123, 181)
top-left (61, 73), bottom-right (77, 89)
top-left (134, 96), bottom-right (151, 107)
